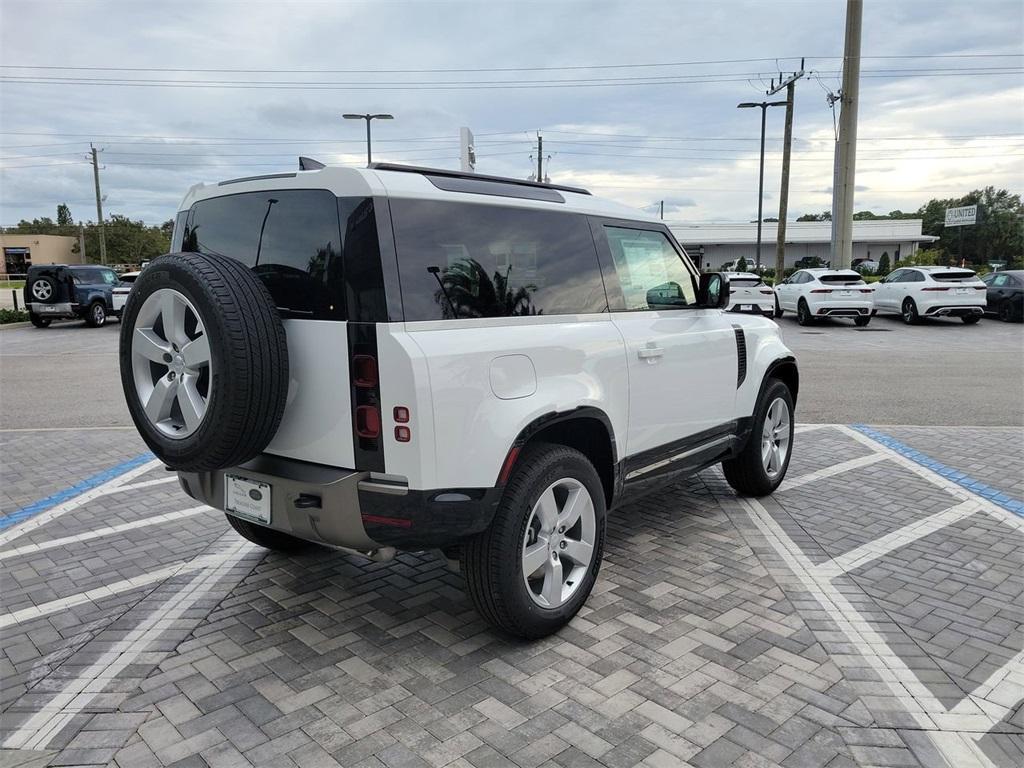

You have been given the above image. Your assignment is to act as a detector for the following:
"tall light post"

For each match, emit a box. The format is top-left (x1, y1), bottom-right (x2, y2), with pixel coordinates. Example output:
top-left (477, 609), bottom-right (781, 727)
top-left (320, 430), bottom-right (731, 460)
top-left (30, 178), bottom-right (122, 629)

top-left (343, 113), bottom-right (394, 166)
top-left (738, 101), bottom-right (786, 271)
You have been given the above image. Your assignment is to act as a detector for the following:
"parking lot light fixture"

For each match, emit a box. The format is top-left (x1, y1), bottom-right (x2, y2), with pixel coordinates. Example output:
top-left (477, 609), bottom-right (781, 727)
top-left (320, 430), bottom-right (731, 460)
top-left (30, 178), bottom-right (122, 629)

top-left (738, 101), bottom-right (787, 272)
top-left (343, 113), bottom-right (395, 167)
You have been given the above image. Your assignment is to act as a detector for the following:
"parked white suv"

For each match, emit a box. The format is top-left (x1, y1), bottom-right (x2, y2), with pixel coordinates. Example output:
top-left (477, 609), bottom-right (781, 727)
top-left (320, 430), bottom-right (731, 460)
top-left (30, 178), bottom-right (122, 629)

top-left (723, 272), bottom-right (776, 316)
top-left (774, 268), bottom-right (874, 326)
top-left (872, 266), bottom-right (986, 324)
top-left (118, 164), bottom-right (798, 638)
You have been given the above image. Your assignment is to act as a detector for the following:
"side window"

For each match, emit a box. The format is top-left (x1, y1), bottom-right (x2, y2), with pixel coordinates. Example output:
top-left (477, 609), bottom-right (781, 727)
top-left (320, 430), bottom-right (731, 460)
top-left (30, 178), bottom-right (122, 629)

top-left (100, 270), bottom-right (117, 285)
top-left (602, 226), bottom-right (696, 310)
top-left (70, 268), bottom-right (90, 285)
top-left (884, 270), bottom-right (903, 283)
top-left (992, 274), bottom-right (1009, 287)
top-left (182, 189), bottom-right (344, 320)
top-left (907, 271), bottom-right (926, 282)
top-left (390, 200), bottom-right (608, 321)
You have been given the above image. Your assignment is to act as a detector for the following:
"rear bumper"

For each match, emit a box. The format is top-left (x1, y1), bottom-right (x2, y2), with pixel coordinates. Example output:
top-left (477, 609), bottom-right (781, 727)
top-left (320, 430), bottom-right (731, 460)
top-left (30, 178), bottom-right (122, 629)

top-left (921, 303), bottom-right (984, 317)
top-left (28, 302), bottom-right (79, 318)
top-left (178, 452), bottom-right (501, 552)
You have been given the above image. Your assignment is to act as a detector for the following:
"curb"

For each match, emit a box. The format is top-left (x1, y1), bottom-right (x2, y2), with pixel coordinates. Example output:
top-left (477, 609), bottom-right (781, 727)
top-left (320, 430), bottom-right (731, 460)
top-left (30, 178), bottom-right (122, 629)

top-left (0, 322), bottom-right (32, 331)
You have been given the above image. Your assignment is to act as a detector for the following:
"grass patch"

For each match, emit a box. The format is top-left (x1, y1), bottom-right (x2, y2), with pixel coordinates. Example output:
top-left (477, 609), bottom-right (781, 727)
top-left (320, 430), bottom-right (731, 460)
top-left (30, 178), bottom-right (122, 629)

top-left (0, 308), bottom-right (29, 324)
top-left (0, 280), bottom-right (25, 290)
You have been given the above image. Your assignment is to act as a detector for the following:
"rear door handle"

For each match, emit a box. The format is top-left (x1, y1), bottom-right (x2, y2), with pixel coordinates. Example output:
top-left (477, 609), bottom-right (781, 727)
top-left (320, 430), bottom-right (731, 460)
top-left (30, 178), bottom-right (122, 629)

top-left (637, 345), bottom-right (664, 361)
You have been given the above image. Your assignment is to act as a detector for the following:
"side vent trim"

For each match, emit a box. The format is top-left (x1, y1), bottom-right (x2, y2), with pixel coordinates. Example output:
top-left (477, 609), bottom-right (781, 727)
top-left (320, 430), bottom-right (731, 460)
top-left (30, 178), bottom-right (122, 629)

top-left (732, 325), bottom-right (747, 389)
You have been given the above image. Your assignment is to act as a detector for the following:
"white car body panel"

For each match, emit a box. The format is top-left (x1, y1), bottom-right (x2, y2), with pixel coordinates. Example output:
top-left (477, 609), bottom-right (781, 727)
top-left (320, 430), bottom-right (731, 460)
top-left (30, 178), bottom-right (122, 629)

top-left (263, 320), bottom-right (356, 469)
top-left (397, 314), bottom-right (629, 491)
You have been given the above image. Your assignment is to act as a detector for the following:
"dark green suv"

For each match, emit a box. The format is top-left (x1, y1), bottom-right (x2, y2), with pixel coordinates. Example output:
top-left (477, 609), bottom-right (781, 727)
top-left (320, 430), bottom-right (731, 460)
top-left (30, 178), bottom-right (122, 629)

top-left (24, 264), bottom-right (120, 328)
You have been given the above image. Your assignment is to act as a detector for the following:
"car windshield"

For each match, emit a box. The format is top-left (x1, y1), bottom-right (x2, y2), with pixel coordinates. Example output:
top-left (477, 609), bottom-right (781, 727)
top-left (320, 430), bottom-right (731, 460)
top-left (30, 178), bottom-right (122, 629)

top-left (819, 274), bottom-right (864, 285)
top-left (932, 271), bottom-right (977, 282)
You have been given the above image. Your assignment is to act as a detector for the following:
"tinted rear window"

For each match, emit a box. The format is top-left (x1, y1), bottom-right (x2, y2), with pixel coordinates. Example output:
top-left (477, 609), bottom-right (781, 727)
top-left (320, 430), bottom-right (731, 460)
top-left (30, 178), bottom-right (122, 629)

top-left (181, 190), bottom-right (344, 319)
top-left (819, 274), bottom-right (865, 285)
top-left (729, 277), bottom-right (761, 286)
top-left (932, 271), bottom-right (977, 282)
top-left (390, 200), bottom-right (608, 321)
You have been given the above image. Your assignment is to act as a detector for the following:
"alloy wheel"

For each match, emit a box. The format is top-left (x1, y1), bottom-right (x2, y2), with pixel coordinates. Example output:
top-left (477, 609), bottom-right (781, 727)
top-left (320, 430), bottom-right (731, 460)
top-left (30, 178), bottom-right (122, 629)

top-left (521, 478), bottom-right (597, 609)
top-left (130, 288), bottom-right (212, 439)
top-left (32, 281), bottom-right (52, 301)
top-left (760, 397), bottom-right (791, 479)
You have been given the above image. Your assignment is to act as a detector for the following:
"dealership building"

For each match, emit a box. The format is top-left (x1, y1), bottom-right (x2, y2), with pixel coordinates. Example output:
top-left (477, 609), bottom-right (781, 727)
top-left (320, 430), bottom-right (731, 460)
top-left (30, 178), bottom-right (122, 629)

top-left (669, 219), bottom-right (938, 271)
top-left (0, 234), bottom-right (82, 276)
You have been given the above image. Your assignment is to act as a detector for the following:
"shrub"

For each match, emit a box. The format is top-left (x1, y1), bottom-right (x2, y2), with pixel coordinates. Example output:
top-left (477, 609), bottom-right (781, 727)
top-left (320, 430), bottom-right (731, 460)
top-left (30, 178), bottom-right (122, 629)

top-left (0, 308), bottom-right (29, 324)
top-left (877, 252), bottom-right (891, 275)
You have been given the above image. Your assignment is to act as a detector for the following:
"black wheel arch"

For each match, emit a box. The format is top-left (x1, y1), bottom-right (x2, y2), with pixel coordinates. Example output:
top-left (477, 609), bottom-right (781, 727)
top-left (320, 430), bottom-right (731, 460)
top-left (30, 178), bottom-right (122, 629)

top-left (763, 356), bottom-right (799, 405)
top-left (500, 406), bottom-right (618, 510)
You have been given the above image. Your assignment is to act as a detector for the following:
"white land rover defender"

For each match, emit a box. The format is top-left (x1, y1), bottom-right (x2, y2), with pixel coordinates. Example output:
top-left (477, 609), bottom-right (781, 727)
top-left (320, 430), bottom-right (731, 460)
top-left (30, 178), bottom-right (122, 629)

top-left (118, 163), bottom-right (798, 638)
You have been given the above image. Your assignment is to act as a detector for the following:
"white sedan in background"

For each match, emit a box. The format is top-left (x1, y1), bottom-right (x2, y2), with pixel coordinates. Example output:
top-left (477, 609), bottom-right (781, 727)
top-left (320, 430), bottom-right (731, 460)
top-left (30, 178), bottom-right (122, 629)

top-left (774, 268), bottom-right (875, 326)
top-left (872, 266), bottom-right (987, 324)
top-left (111, 271), bottom-right (141, 317)
top-left (724, 272), bottom-right (776, 316)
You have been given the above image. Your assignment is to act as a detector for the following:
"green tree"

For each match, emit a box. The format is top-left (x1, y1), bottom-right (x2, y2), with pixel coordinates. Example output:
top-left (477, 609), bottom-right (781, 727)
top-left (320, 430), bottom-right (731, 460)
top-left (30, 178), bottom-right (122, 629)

top-left (736, 256), bottom-right (748, 273)
top-left (916, 188), bottom-right (1023, 267)
top-left (56, 204), bottom-right (73, 227)
top-left (797, 211), bottom-right (831, 222)
top-left (853, 210), bottom-right (881, 220)
top-left (877, 252), bottom-right (890, 275)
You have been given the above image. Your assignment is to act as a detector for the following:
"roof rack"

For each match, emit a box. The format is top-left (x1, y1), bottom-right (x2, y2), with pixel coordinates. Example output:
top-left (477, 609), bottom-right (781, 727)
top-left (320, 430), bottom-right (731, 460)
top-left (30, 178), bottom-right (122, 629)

top-left (369, 162), bottom-right (591, 196)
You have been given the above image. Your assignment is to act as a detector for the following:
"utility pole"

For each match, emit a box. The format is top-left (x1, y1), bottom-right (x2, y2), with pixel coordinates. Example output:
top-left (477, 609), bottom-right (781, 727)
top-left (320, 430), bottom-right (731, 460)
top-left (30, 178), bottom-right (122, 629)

top-left (460, 127), bottom-right (476, 172)
top-left (660, 200), bottom-right (664, 220)
top-left (78, 221), bottom-right (86, 262)
top-left (737, 101), bottom-right (786, 271)
top-left (90, 143), bottom-right (107, 265)
top-left (767, 62), bottom-right (805, 279)
top-left (831, 0), bottom-right (863, 269)
top-left (536, 133), bottom-right (543, 182)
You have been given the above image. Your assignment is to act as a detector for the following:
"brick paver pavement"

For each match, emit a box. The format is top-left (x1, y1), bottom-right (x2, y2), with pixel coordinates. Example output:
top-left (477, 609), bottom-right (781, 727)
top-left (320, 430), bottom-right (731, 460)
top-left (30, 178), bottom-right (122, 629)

top-left (1, 425), bottom-right (1021, 767)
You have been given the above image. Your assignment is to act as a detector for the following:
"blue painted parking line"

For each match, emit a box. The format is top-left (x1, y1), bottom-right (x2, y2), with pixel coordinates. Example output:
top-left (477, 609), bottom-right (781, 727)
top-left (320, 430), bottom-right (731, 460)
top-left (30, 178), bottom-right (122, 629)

top-left (852, 425), bottom-right (1024, 519)
top-left (0, 453), bottom-right (155, 532)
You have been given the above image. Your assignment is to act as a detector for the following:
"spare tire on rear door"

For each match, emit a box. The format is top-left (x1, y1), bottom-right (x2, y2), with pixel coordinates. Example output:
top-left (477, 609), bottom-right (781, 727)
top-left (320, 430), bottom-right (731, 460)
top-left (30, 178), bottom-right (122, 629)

top-left (119, 252), bottom-right (289, 471)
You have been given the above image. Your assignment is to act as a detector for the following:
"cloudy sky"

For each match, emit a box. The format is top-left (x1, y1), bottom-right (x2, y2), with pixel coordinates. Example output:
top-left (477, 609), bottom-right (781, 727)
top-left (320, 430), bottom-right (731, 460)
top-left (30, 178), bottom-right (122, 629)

top-left (1, 0), bottom-right (1021, 227)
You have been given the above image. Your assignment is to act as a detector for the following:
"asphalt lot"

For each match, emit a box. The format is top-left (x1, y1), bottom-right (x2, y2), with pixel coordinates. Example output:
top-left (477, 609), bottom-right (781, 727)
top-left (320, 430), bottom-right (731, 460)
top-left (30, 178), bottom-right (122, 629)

top-left (1, 313), bottom-right (1021, 430)
top-left (1, 313), bottom-right (1022, 768)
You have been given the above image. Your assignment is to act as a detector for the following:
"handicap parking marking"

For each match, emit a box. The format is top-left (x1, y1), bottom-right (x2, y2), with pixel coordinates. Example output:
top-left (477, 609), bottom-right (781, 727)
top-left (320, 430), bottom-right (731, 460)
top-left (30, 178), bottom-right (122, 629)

top-left (0, 454), bottom-right (161, 544)
top-left (850, 424), bottom-right (1024, 519)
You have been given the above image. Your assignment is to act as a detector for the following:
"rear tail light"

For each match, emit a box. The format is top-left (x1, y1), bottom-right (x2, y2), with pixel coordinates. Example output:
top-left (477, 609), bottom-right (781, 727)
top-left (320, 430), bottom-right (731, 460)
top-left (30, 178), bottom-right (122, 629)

top-left (859, 289), bottom-right (873, 293)
top-left (393, 406), bottom-right (410, 423)
top-left (394, 426), bottom-right (411, 442)
top-left (355, 405), bottom-right (380, 438)
top-left (810, 289), bottom-right (833, 294)
top-left (975, 286), bottom-right (987, 290)
top-left (352, 355), bottom-right (378, 387)
top-left (760, 289), bottom-right (774, 295)
top-left (922, 287), bottom-right (950, 291)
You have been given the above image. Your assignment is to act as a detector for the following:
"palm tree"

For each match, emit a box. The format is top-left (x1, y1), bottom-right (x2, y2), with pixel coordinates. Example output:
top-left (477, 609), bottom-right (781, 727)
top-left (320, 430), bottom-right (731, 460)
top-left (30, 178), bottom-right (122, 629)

top-left (433, 258), bottom-right (540, 318)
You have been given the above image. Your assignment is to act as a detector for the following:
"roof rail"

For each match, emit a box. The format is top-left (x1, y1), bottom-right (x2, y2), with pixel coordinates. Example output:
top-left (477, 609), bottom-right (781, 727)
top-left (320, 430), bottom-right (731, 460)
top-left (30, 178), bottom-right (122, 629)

top-left (369, 162), bottom-right (591, 196)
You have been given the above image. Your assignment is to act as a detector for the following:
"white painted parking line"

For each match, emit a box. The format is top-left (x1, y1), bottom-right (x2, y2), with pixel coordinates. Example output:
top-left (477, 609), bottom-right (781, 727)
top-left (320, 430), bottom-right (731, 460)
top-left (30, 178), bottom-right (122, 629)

top-left (953, 648), bottom-right (1024, 715)
top-left (793, 423), bottom-right (835, 434)
top-left (813, 500), bottom-right (981, 576)
top-left (2, 536), bottom-right (257, 751)
top-left (0, 549), bottom-right (241, 629)
top-left (0, 506), bottom-right (209, 563)
top-left (99, 475), bottom-right (179, 495)
top-left (839, 425), bottom-right (1024, 531)
top-left (777, 451), bottom-right (886, 492)
top-left (0, 458), bottom-right (163, 548)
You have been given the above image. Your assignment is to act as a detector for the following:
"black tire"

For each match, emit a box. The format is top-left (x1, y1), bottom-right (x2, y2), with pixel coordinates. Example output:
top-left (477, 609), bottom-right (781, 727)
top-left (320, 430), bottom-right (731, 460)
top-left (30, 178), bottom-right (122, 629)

top-left (27, 275), bottom-right (59, 304)
top-left (461, 443), bottom-right (606, 639)
top-left (29, 312), bottom-right (51, 328)
top-left (84, 301), bottom-right (107, 327)
top-left (961, 314), bottom-right (981, 325)
top-left (902, 297), bottom-right (920, 325)
top-left (225, 513), bottom-right (312, 552)
top-left (119, 252), bottom-right (289, 471)
top-left (854, 316), bottom-right (871, 327)
top-left (998, 301), bottom-right (1015, 322)
top-left (796, 299), bottom-right (814, 326)
top-left (722, 379), bottom-right (795, 497)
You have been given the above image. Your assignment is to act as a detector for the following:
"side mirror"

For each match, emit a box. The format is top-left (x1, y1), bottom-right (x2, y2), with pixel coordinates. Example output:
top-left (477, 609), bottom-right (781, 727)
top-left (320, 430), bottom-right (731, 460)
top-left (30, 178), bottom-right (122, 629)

top-left (697, 273), bottom-right (730, 309)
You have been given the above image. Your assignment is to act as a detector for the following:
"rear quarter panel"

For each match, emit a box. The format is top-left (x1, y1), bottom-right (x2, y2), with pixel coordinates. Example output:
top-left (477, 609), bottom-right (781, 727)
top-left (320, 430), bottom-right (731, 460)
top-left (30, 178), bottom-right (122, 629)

top-left (390, 315), bottom-right (628, 490)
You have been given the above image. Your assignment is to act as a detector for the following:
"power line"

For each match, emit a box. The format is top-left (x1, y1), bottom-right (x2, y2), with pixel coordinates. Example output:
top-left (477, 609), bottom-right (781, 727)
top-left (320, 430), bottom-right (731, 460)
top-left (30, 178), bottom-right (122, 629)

top-left (1, 53), bottom-right (1018, 75)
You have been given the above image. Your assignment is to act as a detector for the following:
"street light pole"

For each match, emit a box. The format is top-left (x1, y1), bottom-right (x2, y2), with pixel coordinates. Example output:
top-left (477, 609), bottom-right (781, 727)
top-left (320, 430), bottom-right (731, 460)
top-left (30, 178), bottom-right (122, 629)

top-left (343, 113), bottom-right (394, 166)
top-left (738, 101), bottom-right (786, 271)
